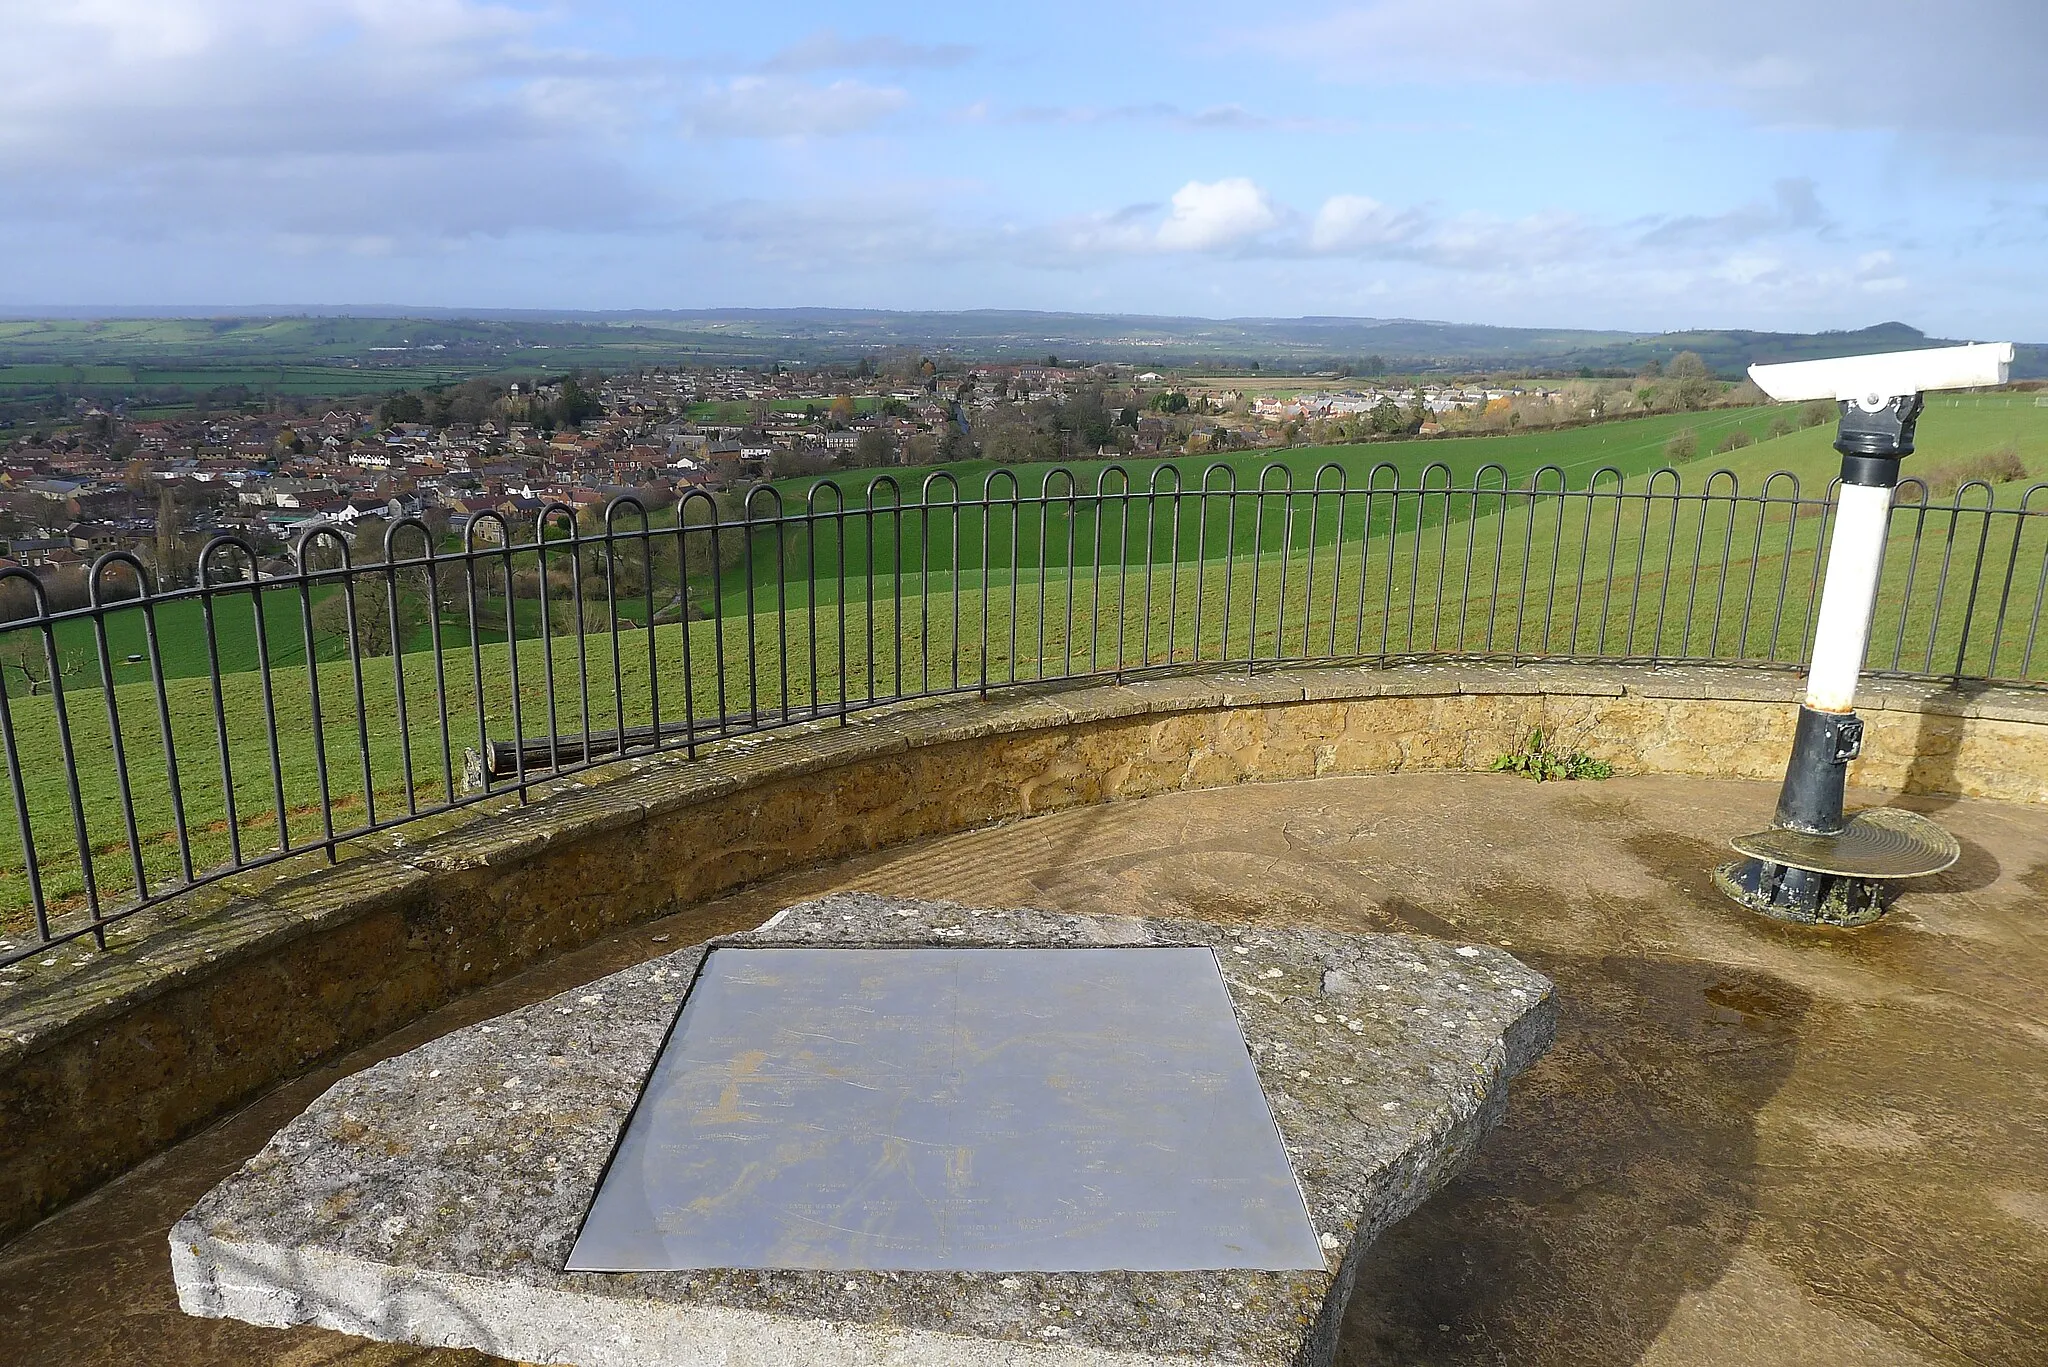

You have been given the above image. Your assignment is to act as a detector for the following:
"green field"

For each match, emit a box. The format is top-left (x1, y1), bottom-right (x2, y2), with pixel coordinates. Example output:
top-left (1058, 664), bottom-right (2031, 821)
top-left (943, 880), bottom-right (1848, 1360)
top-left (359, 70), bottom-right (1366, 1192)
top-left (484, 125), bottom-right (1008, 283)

top-left (0, 360), bottom-right (491, 398)
top-left (6, 405), bottom-right (1799, 689)
top-left (683, 396), bottom-right (881, 423)
top-left (0, 314), bottom-right (825, 390)
top-left (13, 395), bottom-right (2043, 690)
top-left (3, 396), bottom-right (2045, 939)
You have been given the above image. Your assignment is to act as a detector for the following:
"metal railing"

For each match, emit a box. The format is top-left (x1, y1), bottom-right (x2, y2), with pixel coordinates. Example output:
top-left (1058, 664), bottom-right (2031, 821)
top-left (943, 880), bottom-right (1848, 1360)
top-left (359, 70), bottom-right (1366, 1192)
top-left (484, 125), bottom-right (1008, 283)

top-left (3, 461), bottom-right (2044, 967)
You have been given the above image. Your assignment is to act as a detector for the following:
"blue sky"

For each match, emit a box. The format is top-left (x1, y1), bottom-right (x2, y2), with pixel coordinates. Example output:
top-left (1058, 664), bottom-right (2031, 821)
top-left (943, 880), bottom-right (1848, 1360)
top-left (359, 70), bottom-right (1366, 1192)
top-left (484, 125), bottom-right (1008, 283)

top-left (2, 1), bottom-right (2044, 336)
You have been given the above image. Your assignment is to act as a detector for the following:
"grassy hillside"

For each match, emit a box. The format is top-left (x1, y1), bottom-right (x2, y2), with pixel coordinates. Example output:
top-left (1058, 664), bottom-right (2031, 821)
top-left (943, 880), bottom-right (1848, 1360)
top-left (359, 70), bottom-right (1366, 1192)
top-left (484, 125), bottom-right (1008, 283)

top-left (14, 397), bottom-right (2044, 690)
top-left (4, 396), bottom-right (2044, 940)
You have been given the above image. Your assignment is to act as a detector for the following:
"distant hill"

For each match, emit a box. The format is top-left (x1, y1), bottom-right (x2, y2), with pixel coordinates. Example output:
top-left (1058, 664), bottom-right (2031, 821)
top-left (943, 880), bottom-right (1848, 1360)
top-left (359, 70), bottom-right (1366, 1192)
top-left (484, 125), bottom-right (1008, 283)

top-left (0, 308), bottom-right (2038, 380)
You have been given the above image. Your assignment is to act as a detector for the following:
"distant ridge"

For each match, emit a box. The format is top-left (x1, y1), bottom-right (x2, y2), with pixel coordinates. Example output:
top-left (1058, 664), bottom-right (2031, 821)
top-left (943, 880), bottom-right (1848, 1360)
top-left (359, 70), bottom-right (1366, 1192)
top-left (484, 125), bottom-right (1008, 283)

top-left (0, 308), bottom-right (2038, 379)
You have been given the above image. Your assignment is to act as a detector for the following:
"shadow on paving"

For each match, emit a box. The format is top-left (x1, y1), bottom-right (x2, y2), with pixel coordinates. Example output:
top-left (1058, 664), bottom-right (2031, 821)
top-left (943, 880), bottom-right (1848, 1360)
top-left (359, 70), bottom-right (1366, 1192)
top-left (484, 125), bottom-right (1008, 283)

top-left (1338, 948), bottom-right (1809, 1367)
top-left (6, 771), bottom-right (2043, 1367)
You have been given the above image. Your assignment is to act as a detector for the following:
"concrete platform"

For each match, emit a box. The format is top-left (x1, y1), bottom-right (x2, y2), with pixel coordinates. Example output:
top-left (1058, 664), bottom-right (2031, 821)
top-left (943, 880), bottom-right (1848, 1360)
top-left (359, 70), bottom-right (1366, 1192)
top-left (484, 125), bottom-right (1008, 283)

top-left (168, 896), bottom-right (1555, 1365)
top-left (4, 771), bottom-right (2046, 1365)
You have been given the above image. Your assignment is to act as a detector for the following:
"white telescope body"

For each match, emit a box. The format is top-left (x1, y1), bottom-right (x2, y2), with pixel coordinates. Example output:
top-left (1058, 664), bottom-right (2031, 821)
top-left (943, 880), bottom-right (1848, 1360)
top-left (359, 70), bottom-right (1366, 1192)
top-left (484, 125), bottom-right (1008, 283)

top-left (1804, 484), bottom-right (1890, 712)
top-left (1761, 340), bottom-right (2016, 714)
top-left (1748, 341), bottom-right (2012, 405)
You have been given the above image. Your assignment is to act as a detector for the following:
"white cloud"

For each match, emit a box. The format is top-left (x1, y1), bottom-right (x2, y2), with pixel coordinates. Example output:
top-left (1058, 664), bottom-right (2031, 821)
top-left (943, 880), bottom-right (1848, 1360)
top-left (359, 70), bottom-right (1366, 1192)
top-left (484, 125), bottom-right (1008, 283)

top-left (1856, 250), bottom-right (1908, 294)
top-left (1636, 179), bottom-right (1826, 249)
top-left (1000, 102), bottom-right (1351, 134)
top-left (1309, 195), bottom-right (1424, 253)
top-left (0, 1), bottom-right (555, 158)
top-left (762, 28), bottom-right (973, 72)
top-left (680, 76), bottom-right (908, 139)
top-left (0, 0), bottom-right (652, 247)
top-left (1047, 178), bottom-right (1792, 278)
top-left (688, 190), bottom-right (995, 268)
top-left (1253, 2), bottom-right (2048, 160)
top-left (1155, 178), bottom-right (1282, 251)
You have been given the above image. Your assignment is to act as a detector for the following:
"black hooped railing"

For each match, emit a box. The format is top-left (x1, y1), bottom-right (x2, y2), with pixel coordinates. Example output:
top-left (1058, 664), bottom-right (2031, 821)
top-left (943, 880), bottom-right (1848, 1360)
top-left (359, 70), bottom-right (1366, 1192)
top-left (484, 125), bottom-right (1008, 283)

top-left (1, 459), bottom-right (2044, 968)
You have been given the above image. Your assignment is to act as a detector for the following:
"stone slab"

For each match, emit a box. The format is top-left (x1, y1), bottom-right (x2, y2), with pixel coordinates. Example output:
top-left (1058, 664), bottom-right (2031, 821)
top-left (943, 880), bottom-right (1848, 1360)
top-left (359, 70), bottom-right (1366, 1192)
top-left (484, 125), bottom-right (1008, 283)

top-left (172, 893), bottom-right (1554, 1366)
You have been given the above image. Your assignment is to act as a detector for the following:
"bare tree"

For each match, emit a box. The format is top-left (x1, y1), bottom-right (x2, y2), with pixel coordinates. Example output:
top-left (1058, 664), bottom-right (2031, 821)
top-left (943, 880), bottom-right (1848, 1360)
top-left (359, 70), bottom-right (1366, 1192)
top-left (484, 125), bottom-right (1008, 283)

top-left (0, 636), bottom-right (87, 696)
top-left (310, 575), bottom-right (428, 657)
top-left (1667, 352), bottom-right (1717, 411)
top-left (153, 487), bottom-right (193, 588)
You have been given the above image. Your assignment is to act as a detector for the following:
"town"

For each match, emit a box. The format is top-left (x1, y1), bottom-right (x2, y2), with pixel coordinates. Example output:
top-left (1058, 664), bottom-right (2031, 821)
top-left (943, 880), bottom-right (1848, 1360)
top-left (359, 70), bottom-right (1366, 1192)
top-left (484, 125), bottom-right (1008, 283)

top-left (1, 354), bottom-right (1751, 590)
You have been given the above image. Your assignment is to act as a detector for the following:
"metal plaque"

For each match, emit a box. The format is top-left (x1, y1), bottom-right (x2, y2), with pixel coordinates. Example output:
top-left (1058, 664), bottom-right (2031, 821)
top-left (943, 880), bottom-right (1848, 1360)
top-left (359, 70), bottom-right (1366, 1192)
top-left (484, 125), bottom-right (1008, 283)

top-left (567, 946), bottom-right (1323, 1272)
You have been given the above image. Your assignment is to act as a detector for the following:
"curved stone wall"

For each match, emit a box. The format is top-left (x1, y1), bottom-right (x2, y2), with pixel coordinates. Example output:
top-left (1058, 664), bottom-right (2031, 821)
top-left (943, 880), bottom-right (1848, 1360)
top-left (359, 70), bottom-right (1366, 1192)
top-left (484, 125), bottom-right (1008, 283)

top-left (4, 662), bottom-right (2044, 1241)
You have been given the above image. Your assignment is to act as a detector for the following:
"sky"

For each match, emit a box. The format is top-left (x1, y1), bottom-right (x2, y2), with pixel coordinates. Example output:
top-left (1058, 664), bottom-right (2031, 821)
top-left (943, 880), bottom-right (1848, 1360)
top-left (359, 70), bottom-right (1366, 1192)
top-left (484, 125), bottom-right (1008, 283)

top-left (2, 0), bottom-right (2045, 336)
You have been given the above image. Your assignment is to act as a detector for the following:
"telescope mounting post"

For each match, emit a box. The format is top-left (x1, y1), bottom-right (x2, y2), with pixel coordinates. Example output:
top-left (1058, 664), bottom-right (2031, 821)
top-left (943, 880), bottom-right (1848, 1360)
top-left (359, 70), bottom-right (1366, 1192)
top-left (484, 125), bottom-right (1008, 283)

top-left (1709, 342), bottom-right (2010, 923)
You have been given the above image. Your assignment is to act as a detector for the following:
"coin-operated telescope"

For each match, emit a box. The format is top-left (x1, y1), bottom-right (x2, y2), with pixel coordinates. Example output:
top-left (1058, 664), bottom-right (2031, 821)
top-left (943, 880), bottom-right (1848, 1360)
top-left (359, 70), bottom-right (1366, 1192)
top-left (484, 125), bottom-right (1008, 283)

top-left (1715, 341), bottom-right (2014, 924)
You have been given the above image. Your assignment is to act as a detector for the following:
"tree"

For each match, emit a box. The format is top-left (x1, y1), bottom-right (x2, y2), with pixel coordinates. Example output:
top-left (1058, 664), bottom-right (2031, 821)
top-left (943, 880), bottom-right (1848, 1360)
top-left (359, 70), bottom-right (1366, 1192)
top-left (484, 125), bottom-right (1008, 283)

top-left (828, 395), bottom-right (857, 427)
top-left (770, 447), bottom-right (833, 479)
top-left (552, 376), bottom-right (603, 429)
top-left (853, 429), bottom-right (893, 467)
top-left (1060, 388), bottom-right (1114, 450)
top-left (1664, 429), bottom-right (1699, 463)
top-left (937, 420), bottom-right (976, 463)
top-left (350, 515), bottom-right (389, 562)
top-left (154, 487), bottom-right (192, 588)
top-left (310, 574), bottom-right (430, 657)
top-left (1369, 397), bottom-right (1410, 435)
top-left (976, 406), bottom-right (1052, 465)
top-left (379, 391), bottom-right (427, 428)
top-left (0, 637), bottom-right (87, 696)
top-left (1667, 352), bottom-right (1716, 411)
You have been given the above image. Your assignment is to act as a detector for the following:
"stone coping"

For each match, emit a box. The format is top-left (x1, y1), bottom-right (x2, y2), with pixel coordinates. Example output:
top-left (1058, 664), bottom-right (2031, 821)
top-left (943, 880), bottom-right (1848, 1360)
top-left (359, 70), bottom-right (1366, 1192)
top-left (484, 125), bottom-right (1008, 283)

top-left (4, 660), bottom-right (2044, 1245)
top-left (171, 894), bottom-right (1557, 1367)
top-left (8, 661), bottom-right (2041, 1051)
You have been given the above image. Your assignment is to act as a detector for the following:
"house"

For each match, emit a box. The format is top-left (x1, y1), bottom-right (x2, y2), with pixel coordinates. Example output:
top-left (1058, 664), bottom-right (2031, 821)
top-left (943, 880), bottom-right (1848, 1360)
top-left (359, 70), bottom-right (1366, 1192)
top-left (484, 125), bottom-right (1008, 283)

top-left (706, 441), bottom-right (746, 484)
top-left (23, 478), bottom-right (84, 503)
top-left (446, 496), bottom-right (503, 539)
top-left (66, 522), bottom-right (122, 554)
top-left (3, 537), bottom-right (67, 566)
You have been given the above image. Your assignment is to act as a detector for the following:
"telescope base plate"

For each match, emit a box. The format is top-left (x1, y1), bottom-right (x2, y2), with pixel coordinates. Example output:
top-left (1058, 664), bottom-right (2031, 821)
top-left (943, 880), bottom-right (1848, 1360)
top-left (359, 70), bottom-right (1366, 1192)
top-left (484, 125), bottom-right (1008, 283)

top-left (1729, 807), bottom-right (1959, 879)
top-left (1716, 808), bottom-right (1957, 926)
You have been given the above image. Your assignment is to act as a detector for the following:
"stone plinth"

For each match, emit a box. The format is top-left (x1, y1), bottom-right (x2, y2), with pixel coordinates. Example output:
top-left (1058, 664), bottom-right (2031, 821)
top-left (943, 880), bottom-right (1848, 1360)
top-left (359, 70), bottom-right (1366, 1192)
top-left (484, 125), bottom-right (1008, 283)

top-left (171, 894), bottom-right (1556, 1366)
